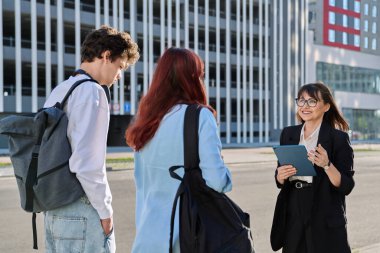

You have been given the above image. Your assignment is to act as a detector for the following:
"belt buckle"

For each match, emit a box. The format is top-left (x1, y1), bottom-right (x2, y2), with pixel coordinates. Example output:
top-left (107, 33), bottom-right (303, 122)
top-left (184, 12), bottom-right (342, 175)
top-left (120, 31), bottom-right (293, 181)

top-left (295, 182), bottom-right (303, 189)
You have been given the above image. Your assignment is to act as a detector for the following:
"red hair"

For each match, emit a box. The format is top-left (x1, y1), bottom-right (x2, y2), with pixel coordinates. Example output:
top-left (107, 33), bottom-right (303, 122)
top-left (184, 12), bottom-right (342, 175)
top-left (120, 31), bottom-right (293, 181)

top-left (126, 47), bottom-right (214, 151)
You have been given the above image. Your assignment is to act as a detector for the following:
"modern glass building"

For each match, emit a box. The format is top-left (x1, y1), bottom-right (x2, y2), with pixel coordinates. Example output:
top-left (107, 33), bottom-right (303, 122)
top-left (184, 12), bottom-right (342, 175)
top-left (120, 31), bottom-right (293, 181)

top-left (0, 0), bottom-right (308, 146)
top-left (308, 0), bottom-right (380, 141)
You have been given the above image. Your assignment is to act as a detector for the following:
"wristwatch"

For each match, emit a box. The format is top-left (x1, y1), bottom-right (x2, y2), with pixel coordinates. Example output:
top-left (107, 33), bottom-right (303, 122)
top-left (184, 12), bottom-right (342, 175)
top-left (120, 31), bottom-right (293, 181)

top-left (324, 160), bottom-right (331, 171)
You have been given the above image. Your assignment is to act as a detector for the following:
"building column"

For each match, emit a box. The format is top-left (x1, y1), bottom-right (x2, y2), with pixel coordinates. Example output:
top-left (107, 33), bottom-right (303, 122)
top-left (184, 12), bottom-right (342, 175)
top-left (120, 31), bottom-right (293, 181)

top-left (265, 0), bottom-right (269, 142)
top-left (45, 0), bottom-right (52, 97)
top-left (149, 0), bottom-right (153, 85)
top-left (95, 0), bottom-right (101, 28)
top-left (160, 0), bottom-right (165, 54)
top-left (143, 0), bottom-right (148, 94)
top-left (205, 0), bottom-right (210, 103)
top-left (31, 0), bottom-right (38, 112)
top-left (242, 0), bottom-right (247, 143)
top-left (226, 0), bottom-right (231, 143)
top-left (249, 0), bottom-right (254, 142)
top-left (57, 0), bottom-right (64, 84)
top-left (75, 0), bottom-right (81, 68)
top-left (194, 0), bottom-right (199, 54)
top-left (236, 0), bottom-right (241, 143)
top-left (15, 0), bottom-right (22, 112)
top-left (259, 0), bottom-right (263, 142)
top-left (176, 0), bottom-right (180, 47)
top-left (119, 0), bottom-right (124, 114)
top-left (184, 0), bottom-right (189, 48)
top-left (279, 0), bottom-right (284, 129)
top-left (216, 0), bottom-right (221, 134)
top-left (273, 0), bottom-right (278, 130)
top-left (130, 0), bottom-right (137, 114)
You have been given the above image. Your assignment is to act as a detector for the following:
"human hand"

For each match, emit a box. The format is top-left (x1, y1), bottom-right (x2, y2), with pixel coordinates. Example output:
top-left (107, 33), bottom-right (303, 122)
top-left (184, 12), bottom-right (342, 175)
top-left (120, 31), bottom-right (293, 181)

top-left (100, 217), bottom-right (113, 236)
top-left (308, 144), bottom-right (329, 168)
top-left (276, 165), bottom-right (297, 185)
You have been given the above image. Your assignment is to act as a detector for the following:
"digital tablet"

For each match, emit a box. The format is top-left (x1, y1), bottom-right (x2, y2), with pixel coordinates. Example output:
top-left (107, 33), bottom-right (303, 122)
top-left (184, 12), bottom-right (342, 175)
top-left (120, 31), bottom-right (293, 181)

top-left (272, 145), bottom-right (317, 176)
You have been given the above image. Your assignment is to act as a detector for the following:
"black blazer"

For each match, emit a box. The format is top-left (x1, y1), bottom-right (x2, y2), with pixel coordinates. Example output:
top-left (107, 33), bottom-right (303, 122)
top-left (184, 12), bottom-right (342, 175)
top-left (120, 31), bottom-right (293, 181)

top-left (270, 122), bottom-right (355, 253)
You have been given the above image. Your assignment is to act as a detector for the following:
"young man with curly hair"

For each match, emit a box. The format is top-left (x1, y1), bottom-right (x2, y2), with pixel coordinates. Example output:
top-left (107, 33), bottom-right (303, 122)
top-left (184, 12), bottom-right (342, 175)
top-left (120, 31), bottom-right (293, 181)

top-left (43, 25), bottom-right (139, 253)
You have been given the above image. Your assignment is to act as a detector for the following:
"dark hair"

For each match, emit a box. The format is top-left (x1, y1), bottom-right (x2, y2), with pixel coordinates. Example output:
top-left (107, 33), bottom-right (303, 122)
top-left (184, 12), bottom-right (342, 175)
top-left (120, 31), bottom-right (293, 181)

top-left (126, 47), bottom-right (214, 151)
top-left (297, 82), bottom-right (349, 131)
top-left (81, 25), bottom-right (139, 66)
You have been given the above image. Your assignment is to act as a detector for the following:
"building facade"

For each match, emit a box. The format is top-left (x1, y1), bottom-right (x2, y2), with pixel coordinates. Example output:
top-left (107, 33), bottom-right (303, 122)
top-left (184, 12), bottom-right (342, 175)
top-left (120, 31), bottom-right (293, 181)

top-left (308, 0), bottom-right (380, 141)
top-left (0, 0), bottom-right (308, 146)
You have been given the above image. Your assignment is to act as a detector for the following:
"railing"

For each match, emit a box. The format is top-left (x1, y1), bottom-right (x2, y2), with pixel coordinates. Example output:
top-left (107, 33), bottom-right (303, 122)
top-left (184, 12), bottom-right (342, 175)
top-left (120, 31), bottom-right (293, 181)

top-left (3, 85), bottom-right (46, 96)
top-left (3, 36), bottom-right (76, 54)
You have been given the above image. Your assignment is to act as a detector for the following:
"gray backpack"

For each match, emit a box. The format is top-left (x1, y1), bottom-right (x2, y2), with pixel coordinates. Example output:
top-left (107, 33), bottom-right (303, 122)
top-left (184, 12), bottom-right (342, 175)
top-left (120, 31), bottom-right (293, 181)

top-left (0, 78), bottom-right (97, 249)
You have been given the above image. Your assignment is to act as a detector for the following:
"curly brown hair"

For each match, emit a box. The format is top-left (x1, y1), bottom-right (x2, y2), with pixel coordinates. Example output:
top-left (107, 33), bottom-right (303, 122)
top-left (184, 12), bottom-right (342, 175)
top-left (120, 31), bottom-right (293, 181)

top-left (81, 25), bottom-right (139, 67)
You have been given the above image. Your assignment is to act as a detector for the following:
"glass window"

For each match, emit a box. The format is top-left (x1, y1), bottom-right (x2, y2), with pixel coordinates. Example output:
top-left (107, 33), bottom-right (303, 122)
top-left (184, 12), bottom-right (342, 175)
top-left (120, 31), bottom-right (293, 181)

top-left (373, 6), bottom-right (378, 17)
top-left (343, 15), bottom-right (348, 27)
top-left (364, 20), bottom-right (369, 32)
top-left (364, 4), bottom-right (369, 15)
top-left (329, 12), bottom-right (335, 24)
top-left (364, 37), bottom-right (369, 48)
top-left (354, 1), bottom-right (361, 13)
top-left (342, 108), bottom-right (380, 141)
top-left (372, 38), bottom-right (377, 50)
top-left (329, 0), bottom-right (335, 7)
top-left (343, 32), bottom-right (348, 45)
top-left (315, 62), bottom-right (380, 96)
top-left (343, 0), bottom-right (348, 9)
top-left (354, 18), bottom-right (360, 30)
top-left (373, 22), bottom-right (377, 33)
top-left (354, 35), bottom-right (360, 47)
top-left (328, 30), bottom-right (335, 42)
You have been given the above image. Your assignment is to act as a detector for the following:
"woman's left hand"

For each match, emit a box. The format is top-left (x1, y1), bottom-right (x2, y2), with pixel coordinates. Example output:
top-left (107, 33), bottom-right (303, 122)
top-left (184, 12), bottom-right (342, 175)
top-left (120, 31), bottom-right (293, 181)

top-left (308, 144), bottom-right (330, 168)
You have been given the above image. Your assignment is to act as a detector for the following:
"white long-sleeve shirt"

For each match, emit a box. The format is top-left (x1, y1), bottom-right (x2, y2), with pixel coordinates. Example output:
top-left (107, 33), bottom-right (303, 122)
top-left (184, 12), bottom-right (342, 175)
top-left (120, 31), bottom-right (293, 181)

top-left (44, 74), bottom-right (113, 219)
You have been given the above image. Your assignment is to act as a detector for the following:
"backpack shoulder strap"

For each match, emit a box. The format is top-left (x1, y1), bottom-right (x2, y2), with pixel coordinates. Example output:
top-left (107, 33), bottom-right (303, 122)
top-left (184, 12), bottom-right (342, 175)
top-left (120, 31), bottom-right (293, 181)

top-left (168, 104), bottom-right (202, 253)
top-left (57, 78), bottom-right (98, 109)
top-left (184, 104), bottom-right (202, 170)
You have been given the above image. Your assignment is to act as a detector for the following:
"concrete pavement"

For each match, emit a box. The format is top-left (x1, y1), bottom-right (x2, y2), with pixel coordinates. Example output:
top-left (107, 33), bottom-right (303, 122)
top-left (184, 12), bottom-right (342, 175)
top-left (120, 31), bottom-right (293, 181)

top-left (1, 144), bottom-right (380, 252)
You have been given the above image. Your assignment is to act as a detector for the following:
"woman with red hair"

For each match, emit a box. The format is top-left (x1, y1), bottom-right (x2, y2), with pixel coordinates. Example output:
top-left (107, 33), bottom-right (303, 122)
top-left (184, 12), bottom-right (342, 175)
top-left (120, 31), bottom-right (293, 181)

top-left (126, 48), bottom-right (232, 253)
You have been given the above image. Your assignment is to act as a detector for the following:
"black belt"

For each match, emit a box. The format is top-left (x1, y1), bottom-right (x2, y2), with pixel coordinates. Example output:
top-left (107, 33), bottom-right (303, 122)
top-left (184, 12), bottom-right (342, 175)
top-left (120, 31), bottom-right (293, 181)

top-left (291, 180), bottom-right (312, 189)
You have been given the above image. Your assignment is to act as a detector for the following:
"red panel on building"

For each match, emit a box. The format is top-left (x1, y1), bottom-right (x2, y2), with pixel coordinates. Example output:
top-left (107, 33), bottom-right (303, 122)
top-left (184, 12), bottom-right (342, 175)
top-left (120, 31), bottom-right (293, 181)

top-left (323, 0), bottom-right (361, 51)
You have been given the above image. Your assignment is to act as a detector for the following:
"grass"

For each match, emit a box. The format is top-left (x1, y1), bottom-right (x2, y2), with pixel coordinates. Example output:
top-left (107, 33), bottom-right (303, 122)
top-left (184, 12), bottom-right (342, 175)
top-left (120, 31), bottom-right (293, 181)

top-left (0, 158), bottom-right (134, 169)
top-left (106, 157), bottom-right (134, 170)
top-left (352, 148), bottom-right (380, 152)
top-left (0, 162), bottom-right (11, 168)
top-left (106, 157), bottom-right (134, 163)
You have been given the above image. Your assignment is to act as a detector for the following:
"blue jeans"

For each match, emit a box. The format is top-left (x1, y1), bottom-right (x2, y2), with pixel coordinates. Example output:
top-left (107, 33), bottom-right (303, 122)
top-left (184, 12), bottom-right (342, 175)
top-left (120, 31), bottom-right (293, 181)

top-left (44, 196), bottom-right (116, 253)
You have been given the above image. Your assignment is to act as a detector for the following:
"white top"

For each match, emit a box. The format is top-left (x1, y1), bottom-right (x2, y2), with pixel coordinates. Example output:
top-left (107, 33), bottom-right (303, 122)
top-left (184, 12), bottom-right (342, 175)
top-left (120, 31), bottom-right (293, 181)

top-left (44, 75), bottom-right (113, 219)
top-left (290, 123), bottom-right (321, 183)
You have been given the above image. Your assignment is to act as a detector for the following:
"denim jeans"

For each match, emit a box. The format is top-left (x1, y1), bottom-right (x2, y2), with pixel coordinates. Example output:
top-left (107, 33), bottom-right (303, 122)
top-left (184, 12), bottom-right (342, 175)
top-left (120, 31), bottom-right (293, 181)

top-left (44, 196), bottom-right (116, 253)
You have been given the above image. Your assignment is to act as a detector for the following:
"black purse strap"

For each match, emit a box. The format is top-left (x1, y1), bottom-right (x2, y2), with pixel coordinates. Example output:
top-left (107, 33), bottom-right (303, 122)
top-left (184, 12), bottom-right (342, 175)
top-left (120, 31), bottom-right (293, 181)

top-left (169, 104), bottom-right (202, 253)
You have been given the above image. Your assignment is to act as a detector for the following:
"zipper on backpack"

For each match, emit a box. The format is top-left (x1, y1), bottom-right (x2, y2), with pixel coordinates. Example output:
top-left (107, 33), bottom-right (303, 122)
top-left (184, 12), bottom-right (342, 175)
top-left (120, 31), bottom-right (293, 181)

top-left (36, 161), bottom-right (70, 179)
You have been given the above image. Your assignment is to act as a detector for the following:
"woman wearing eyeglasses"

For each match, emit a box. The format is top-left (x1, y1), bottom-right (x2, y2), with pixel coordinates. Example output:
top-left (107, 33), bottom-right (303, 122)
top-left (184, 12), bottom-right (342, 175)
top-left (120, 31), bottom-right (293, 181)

top-left (270, 82), bottom-right (355, 253)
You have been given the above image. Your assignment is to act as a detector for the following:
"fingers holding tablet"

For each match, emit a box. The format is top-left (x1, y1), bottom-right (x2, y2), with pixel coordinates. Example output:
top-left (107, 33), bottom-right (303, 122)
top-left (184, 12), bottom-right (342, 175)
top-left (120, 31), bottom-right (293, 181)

top-left (276, 165), bottom-right (297, 184)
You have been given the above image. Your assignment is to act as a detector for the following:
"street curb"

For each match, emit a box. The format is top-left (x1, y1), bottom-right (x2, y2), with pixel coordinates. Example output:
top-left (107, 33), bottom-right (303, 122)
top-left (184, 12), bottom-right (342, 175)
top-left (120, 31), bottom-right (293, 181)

top-left (353, 243), bottom-right (380, 253)
top-left (0, 167), bottom-right (13, 177)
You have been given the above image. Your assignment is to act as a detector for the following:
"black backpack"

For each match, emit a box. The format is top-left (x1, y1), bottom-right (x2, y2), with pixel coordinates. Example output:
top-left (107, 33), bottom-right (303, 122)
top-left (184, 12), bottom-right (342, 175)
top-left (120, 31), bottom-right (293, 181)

top-left (169, 104), bottom-right (255, 253)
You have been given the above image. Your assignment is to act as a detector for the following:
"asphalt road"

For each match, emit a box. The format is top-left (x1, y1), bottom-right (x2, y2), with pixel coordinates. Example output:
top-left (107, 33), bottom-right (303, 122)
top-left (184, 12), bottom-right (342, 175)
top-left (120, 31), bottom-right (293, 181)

top-left (0, 148), bottom-right (379, 253)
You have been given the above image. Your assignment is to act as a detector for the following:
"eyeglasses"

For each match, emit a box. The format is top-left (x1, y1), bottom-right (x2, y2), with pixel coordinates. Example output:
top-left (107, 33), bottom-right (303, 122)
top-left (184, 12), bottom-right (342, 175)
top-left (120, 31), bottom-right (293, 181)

top-left (295, 98), bottom-right (318, 107)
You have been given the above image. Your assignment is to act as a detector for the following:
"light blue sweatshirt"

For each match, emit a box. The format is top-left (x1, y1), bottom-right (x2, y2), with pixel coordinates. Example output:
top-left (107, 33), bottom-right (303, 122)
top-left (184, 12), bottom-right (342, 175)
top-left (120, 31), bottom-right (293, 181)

top-left (131, 104), bottom-right (232, 253)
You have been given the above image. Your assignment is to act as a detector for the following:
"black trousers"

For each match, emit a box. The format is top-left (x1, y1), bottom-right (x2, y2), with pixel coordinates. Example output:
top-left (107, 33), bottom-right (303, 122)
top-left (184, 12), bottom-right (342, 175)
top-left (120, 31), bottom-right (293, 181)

top-left (282, 185), bottom-right (314, 253)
